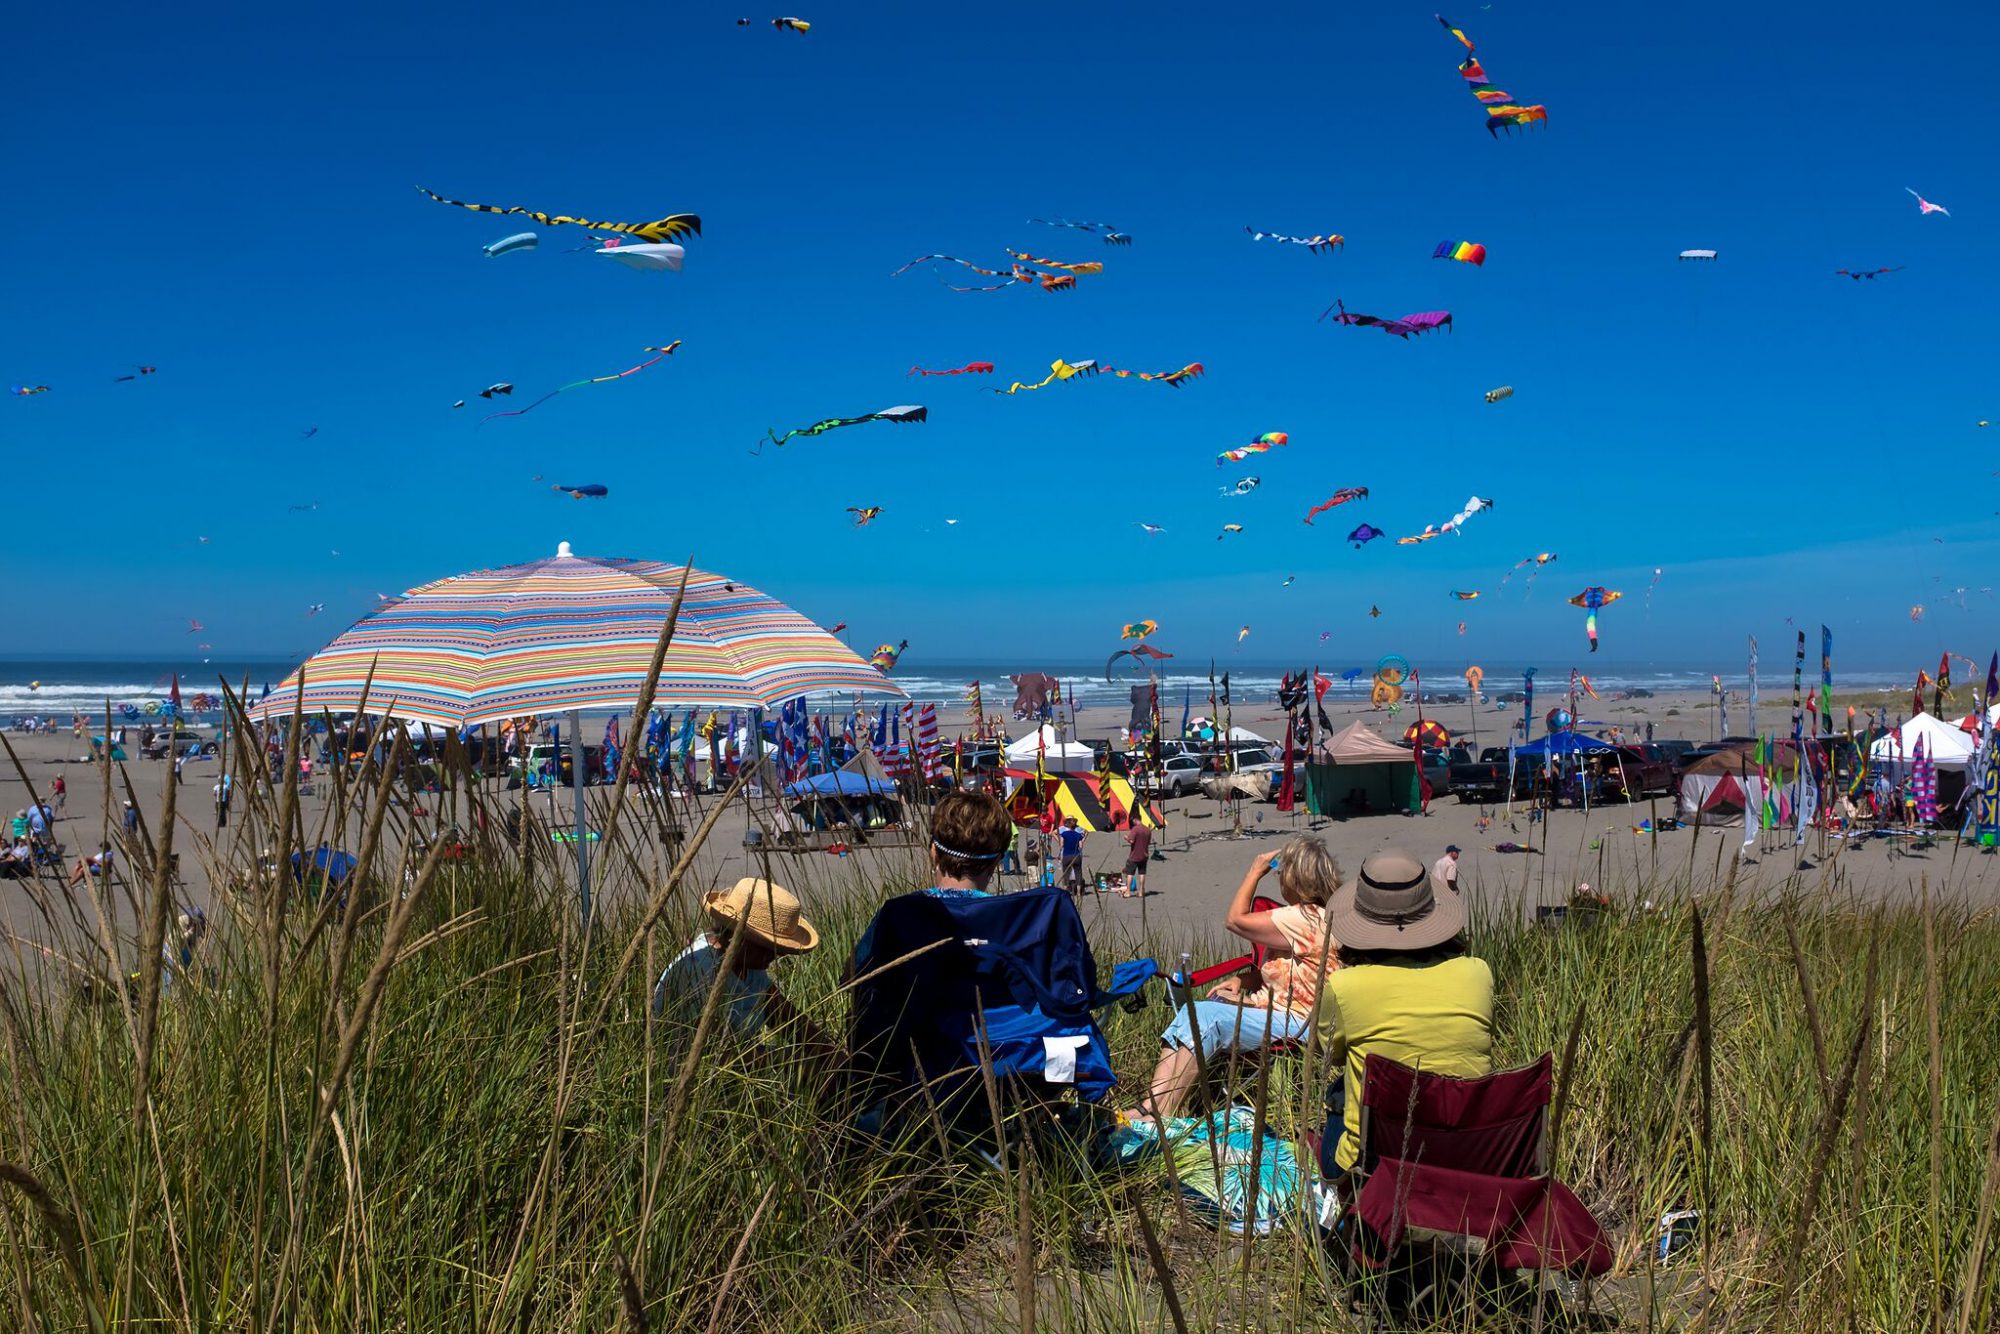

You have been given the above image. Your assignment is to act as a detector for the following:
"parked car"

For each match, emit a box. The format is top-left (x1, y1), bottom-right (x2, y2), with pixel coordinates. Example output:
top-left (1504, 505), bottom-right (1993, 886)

top-left (1139, 753), bottom-right (1208, 797)
top-left (143, 730), bottom-right (219, 760)
top-left (1605, 744), bottom-right (1676, 800)
top-left (1447, 746), bottom-right (1521, 803)
top-left (1419, 748), bottom-right (1453, 798)
top-left (1650, 738), bottom-right (1696, 766)
top-left (1201, 746), bottom-right (1282, 778)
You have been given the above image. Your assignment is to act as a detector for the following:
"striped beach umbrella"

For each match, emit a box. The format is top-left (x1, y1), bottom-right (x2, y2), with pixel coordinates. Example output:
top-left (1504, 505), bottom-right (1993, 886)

top-left (249, 542), bottom-right (903, 726)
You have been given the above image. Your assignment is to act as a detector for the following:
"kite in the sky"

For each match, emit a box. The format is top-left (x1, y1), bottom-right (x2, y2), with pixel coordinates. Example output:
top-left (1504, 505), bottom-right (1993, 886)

top-left (1237, 626), bottom-right (1252, 642)
top-left (287, 502), bottom-right (319, 512)
top-left (1322, 302), bottom-right (1453, 339)
top-left (1218, 524), bottom-right (1244, 540)
top-left (187, 619), bottom-right (204, 634)
top-left (870, 640), bottom-right (908, 673)
top-left (847, 506), bottom-right (883, 527)
top-left (1029, 218), bottom-right (1130, 246)
top-left (483, 232), bottom-right (538, 258)
top-left (1910, 605), bottom-right (1925, 622)
top-left (1121, 619), bottom-right (1158, 640)
top-left (1503, 552), bottom-right (1557, 584)
top-left (1134, 522), bottom-right (1167, 535)
top-left (1348, 524), bottom-right (1385, 548)
top-left (11, 385), bottom-right (50, 396)
top-left (1436, 16), bottom-right (1547, 135)
top-left (1567, 586), bottom-right (1621, 652)
top-left (1835, 267), bottom-right (1904, 280)
top-left (1245, 227), bottom-right (1344, 254)
top-left (1399, 495), bottom-right (1493, 545)
top-left (1678, 250), bottom-right (1718, 262)
top-left (1303, 487), bottom-right (1370, 525)
top-left (552, 483), bottom-right (609, 499)
top-left (759, 403), bottom-right (925, 450)
top-left (112, 366), bottom-right (159, 381)
top-left (1104, 362), bottom-right (1203, 387)
top-left (1281, 576), bottom-right (1296, 588)
top-left (907, 362), bottom-right (995, 377)
top-left (1002, 249), bottom-right (1105, 277)
top-left (306, 603), bottom-right (325, 617)
top-left (1485, 385), bottom-right (1514, 403)
top-left (1104, 643), bottom-right (1174, 680)
top-left (479, 383), bottom-right (513, 399)
top-left (1434, 240), bottom-right (1487, 267)
top-left (485, 343), bottom-right (681, 424)
top-left (991, 359), bottom-right (1099, 393)
top-left (418, 187), bottom-right (701, 245)
top-left (1451, 590), bottom-right (1481, 600)
top-left (1219, 432), bottom-right (1288, 465)
top-left (891, 254), bottom-right (1082, 294)
top-left (300, 427), bottom-right (318, 439)
top-left (1457, 622), bottom-right (1467, 636)
top-left (1220, 477), bottom-right (1261, 498)
top-left (739, 17), bottom-right (810, 32)
top-left (596, 243), bottom-right (686, 273)
top-left (1368, 605), bottom-right (1383, 618)
top-left (1906, 188), bottom-right (1949, 217)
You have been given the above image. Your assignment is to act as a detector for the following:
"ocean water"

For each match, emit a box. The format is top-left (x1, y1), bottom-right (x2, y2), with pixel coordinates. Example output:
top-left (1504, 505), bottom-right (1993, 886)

top-left (0, 654), bottom-right (1923, 724)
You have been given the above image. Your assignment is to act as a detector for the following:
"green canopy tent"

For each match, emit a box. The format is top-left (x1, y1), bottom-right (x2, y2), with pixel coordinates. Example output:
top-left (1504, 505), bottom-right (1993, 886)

top-left (1305, 720), bottom-right (1420, 817)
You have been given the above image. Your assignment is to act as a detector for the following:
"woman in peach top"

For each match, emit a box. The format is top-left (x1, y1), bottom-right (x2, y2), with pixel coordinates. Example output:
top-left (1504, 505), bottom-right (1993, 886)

top-left (1129, 836), bottom-right (1338, 1121)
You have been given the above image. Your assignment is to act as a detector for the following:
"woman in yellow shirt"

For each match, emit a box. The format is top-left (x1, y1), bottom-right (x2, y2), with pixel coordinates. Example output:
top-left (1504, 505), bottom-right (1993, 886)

top-left (1316, 849), bottom-right (1495, 1175)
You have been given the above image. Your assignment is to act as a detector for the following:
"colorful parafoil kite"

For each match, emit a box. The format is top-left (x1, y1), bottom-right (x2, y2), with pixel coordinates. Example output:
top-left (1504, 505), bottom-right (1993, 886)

top-left (1031, 218), bottom-right (1130, 246)
top-left (1436, 16), bottom-right (1547, 135)
top-left (1121, 620), bottom-right (1158, 640)
top-left (1218, 524), bottom-right (1244, 540)
top-left (552, 483), bottom-right (608, 499)
top-left (908, 362), bottom-right (995, 376)
top-left (1485, 385), bottom-right (1514, 403)
top-left (1245, 227), bottom-right (1344, 254)
top-left (1219, 478), bottom-right (1260, 497)
top-left (1348, 524), bottom-right (1385, 547)
top-left (1219, 432), bottom-right (1288, 465)
top-left (759, 404), bottom-right (926, 450)
top-left (847, 506), bottom-right (883, 526)
top-left (1303, 487), bottom-right (1369, 524)
top-left (1567, 586), bottom-right (1622, 652)
top-left (1434, 240), bottom-right (1486, 267)
top-left (483, 232), bottom-right (538, 257)
top-left (484, 344), bottom-right (680, 424)
top-left (870, 640), bottom-right (909, 672)
top-left (419, 187), bottom-right (700, 245)
top-left (1322, 302), bottom-right (1452, 339)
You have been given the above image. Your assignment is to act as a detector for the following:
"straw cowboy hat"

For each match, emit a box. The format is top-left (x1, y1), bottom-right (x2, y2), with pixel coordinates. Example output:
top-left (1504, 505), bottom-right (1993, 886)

top-left (1327, 850), bottom-right (1466, 951)
top-left (704, 877), bottom-right (820, 954)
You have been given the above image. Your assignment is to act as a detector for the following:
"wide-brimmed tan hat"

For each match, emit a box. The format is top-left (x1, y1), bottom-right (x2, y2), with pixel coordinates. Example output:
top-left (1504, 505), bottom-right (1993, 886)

top-left (703, 877), bottom-right (819, 954)
top-left (1326, 850), bottom-right (1466, 952)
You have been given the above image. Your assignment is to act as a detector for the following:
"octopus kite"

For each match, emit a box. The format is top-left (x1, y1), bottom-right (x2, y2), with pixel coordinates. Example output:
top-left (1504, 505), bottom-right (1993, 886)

top-left (847, 507), bottom-right (883, 527)
top-left (1434, 240), bottom-right (1487, 267)
top-left (908, 362), bottom-right (994, 377)
top-left (1436, 16), bottom-right (1547, 135)
top-left (1303, 487), bottom-right (1369, 524)
top-left (1030, 218), bottom-right (1131, 246)
top-left (1245, 227), bottom-right (1344, 254)
top-left (1568, 587), bottom-right (1621, 652)
top-left (552, 483), bottom-right (609, 499)
top-left (758, 404), bottom-right (926, 451)
top-left (484, 344), bottom-right (679, 424)
top-left (1322, 302), bottom-right (1452, 339)
top-left (418, 188), bottom-right (700, 245)
top-left (1219, 432), bottom-right (1287, 465)
top-left (1121, 619), bottom-right (1158, 640)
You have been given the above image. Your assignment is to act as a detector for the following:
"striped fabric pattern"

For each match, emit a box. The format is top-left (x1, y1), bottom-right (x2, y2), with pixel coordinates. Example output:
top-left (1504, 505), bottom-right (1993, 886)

top-left (248, 547), bottom-right (904, 727)
top-left (916, 703), bottom-right (941, 777)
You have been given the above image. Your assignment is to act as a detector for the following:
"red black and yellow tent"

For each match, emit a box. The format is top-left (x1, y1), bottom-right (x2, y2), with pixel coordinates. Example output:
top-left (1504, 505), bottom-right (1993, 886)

top-left (1001, 769), bottom-right (1165, 831)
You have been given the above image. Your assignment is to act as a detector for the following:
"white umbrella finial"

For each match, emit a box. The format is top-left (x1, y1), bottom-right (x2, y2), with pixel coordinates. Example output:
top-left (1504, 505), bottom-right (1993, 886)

top-left (556, 540), bottom-right (573, 559)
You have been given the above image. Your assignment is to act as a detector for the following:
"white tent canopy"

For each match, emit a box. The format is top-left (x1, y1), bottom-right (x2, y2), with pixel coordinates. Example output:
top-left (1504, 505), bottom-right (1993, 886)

top-left (1005, 724), bottom-right (1099, 772)
top-left (1869, 712), bottom-right (1977, 771)
top-left (1225, 726), bottom-right (1272, 745)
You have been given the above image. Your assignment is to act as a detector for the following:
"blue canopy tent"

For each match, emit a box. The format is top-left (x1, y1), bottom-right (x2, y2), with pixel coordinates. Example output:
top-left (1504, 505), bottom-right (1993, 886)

top-left (784, 771), bottom-right (898, 799)
top-left (1513, 732), bottom-right (1617, 758)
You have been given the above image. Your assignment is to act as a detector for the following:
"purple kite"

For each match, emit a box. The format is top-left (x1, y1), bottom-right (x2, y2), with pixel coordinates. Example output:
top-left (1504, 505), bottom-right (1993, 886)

top-left (1348, 523), bottom-right (1386, 548)
top-left (1320, 301), bottom-right (1453, 339)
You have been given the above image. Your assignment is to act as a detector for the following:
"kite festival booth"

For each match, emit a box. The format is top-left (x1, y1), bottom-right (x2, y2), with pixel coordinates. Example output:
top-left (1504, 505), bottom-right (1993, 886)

top-left (1304, 721), bottom-right (1420, 817)
top-left (1004, 724), bottom-right (1100, 774)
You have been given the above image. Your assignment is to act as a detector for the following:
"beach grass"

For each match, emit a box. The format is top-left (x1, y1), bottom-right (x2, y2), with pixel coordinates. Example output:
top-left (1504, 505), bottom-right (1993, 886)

top-left (0, 721), bottom-right (1996, 1331)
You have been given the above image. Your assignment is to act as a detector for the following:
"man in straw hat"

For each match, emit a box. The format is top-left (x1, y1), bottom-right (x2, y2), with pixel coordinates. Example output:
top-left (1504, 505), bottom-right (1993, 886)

top-left (1316, 849), bottom-right (1494, 1177)
top-left (652, 876), bottom-right (822, 1042)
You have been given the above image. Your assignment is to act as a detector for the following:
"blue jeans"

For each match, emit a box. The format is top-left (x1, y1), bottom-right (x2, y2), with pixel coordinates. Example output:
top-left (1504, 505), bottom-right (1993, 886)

top-left (1160, 999), bottom-right (1311, 1056)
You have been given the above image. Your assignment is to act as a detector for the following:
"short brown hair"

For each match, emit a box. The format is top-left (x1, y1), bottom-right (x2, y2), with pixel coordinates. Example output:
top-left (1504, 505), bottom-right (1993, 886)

top-left (930, 790), bottom-right (1014, 879)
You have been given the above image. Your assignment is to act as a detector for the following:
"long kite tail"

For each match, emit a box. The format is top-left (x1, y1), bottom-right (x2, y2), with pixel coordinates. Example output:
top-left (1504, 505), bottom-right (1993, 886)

top-left (482, 342), bottom-right (681, 424)
top-left (418, 188), bottom-right (699, 244)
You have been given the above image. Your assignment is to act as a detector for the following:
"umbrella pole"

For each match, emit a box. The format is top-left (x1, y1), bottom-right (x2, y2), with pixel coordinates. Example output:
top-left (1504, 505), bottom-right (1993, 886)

top-left (571, 708), bottom-right (591, 926)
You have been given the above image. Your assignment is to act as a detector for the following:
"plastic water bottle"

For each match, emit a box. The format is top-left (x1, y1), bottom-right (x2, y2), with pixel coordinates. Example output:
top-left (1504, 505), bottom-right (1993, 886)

top-left (1656, 1208), bottom-right (1699, 1264)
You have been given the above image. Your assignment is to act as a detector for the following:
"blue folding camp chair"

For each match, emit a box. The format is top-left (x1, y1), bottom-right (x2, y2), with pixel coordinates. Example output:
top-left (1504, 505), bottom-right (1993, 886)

top-left (848, 887), bottom-right (1156, 1145)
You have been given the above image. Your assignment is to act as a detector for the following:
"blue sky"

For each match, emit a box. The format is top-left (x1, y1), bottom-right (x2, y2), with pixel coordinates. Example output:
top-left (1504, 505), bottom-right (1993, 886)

top-left (3, 0), bottom-right (1995, 675)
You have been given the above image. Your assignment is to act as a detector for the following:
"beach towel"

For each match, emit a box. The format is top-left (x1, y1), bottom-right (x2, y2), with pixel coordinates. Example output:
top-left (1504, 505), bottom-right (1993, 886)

top-left (1108, 1107), bottom-right (1303, 1235)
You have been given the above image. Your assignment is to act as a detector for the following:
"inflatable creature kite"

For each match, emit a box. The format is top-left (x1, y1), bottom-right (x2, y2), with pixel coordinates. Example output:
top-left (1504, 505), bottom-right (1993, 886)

top-left (1121, 620), bottom-right (1158, 640)
top-left (1303, 487), bottom-right (1369, 524)
top-left (1104, 644), bottom-right (1173, 680)
top-left (1436, 16), bottom-right (1547, 135)
top-left (552, 483), bottom-right (609, 499)
top-left (1568, 586), bottom-right (1621, 652)
top-left (870, 641), bottom-right (909, 673)
top-left (1348, 524), bottom-right (1385, 548)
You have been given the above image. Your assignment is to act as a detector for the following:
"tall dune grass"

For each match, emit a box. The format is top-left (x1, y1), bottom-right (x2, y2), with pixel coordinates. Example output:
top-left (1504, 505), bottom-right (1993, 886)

top-left (0, 705), bottom-right (1996, 1331)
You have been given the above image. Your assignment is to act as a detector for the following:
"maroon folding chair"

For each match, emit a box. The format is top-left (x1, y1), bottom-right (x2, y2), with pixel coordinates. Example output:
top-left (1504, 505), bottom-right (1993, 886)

top-left (1344, 1052), bottom-right (1611, 1283)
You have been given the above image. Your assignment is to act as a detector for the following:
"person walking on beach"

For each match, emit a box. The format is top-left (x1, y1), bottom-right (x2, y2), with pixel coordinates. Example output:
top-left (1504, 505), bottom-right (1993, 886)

top-left (122, 800), bottom-right (139, 837)
top-left (1058, 817), bottom-right (1087, 895)
top-left (1121, 819), bottom-right (1152, 899)
top-left (50, 774), bottom-right (66, 814)
top-left (1432, 844), bottom-right (1461, 892)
